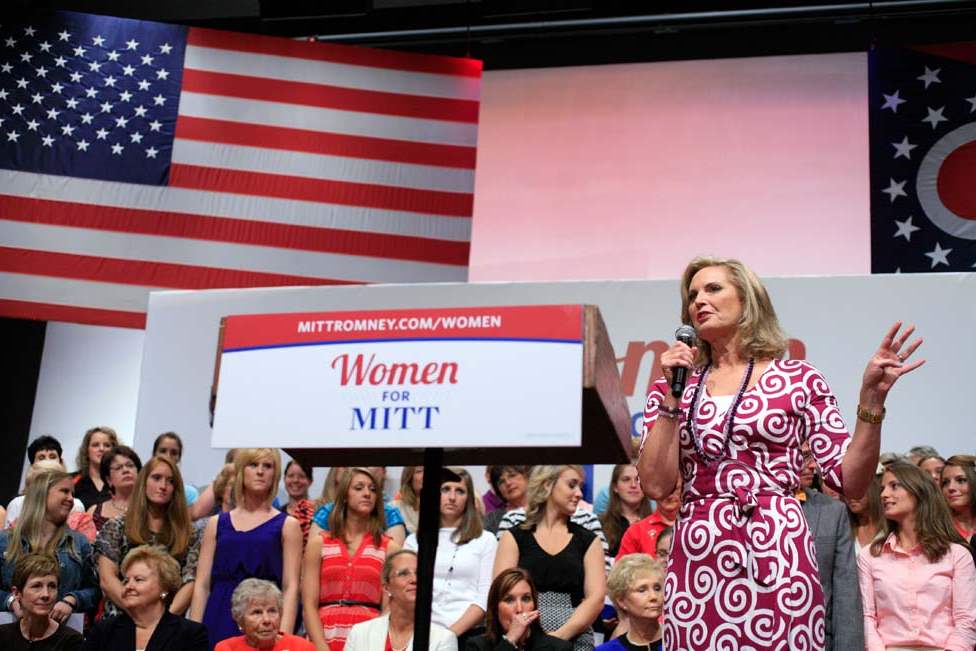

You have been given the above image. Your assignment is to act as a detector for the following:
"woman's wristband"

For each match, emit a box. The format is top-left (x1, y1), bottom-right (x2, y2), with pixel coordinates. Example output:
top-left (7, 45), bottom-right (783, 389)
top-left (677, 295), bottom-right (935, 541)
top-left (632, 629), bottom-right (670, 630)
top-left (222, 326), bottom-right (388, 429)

top-left (856, 404), bottom-right (885, 424)
top-left (658, 404), bottom-right (683, 420)
top-left (58, 598), bottom-right (75, 610)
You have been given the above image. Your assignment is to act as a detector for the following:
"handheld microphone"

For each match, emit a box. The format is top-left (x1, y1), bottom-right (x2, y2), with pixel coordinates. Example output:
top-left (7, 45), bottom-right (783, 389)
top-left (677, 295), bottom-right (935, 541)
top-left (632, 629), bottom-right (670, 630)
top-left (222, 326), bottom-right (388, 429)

top-left (671, 325), bottom-right (698, 398)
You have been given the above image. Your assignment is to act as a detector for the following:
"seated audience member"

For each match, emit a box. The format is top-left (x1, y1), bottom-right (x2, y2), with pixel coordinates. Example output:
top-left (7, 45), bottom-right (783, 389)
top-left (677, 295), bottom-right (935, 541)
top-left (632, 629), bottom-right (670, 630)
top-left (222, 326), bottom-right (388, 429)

top-left (615, 479), bottom-right (680, 561)
top-left (596, 555), bottom-right (663, 651)
top-left (907, 445), bottom-right (940, 466)
top-left (654, 527), bottom-right (672, 564)
top-left (941, 455), bottom-right (976, 540)
top-left (917, 453), bottom-right (946, 485)
top-left (184, 449), bottom-right (239, 522)
top-left (392, 466), bottom-right (423, 534)
top-left (72, 426), bottom-right (120, 510)
top-left (27, 435), bottom-right (64, 465)
top-left (5, 460), bottom-right (85, 528)
top-left (94, 456), bottom-right (200, 617)
top-left (599, 465), bottom-right (652, 559)
top-left (858, 462), bottom-right (976, 651)
top-left (303, 467), bottom-right (397, 651)
top-left (212, 463), bottom-right (237, 514)
top-left (493, 465), bottom-right (606, 651)
top-left (216, 579), bottom-right (314, 651)
top-left (0, 469), bottom-right (99, 619)
top-left (81, 545), bottom-right (208, 651)
top-left (483, 467), bottom-right (505, 515)
top-left (0, 554), bottom-right (83, 649)
top-left (152, 432), bottom-right (200, 506)
top-left (310, 467), bottom-right (406, 546)
top-left (878, 451), bottom-right (907, 468)
top-left (843, 473), bottom-right (884, 553)
top-left (191, 449), bottom-right (302, 649)
top-left (484, 466), bottom-right (531, 535)
top-left (87, 446), bottom-right (142, 532)
top-left (345, 550), bottom-right (457, 651)
top-left (465, 568), bottom-right (572, 651)
top-left (282, 460), bottom-right (315, 546)
top-left (405, 468), bottom-right (497, 645)
top-left (798, 443), bottom-right (863, 651)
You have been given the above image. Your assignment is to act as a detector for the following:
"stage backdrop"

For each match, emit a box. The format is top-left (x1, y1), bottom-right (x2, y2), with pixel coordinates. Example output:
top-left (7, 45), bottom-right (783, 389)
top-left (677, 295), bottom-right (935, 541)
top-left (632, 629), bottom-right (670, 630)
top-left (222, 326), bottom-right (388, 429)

top-left (132, 273), bottom-right (973, 488)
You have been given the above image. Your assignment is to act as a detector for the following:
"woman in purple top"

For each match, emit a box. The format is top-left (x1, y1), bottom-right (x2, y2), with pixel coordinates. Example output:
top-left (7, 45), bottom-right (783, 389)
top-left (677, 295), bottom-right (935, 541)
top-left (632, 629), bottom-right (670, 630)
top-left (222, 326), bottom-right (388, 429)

top-left (189, 449), bottom-right (302, 649)
top-left (638, 256), bottom-right (923, 650)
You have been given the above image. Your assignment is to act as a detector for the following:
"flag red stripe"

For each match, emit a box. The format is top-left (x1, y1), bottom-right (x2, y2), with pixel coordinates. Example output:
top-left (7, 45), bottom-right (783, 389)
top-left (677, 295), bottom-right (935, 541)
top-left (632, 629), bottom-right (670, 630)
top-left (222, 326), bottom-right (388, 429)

top-left (175, 116), bottom-right (477, 169)
top-left (0, 298), bottom-right (147, 328)
top-left (168, 164), bottom-right (474, 218)
top-left (0, 246), bottom-right (357, 290)
top-left (0, 195), bottom-right (471, 266)
top-left (188, 27), bottom-right (483, 78)
top-left (181, 69), bottom-right (479, 124)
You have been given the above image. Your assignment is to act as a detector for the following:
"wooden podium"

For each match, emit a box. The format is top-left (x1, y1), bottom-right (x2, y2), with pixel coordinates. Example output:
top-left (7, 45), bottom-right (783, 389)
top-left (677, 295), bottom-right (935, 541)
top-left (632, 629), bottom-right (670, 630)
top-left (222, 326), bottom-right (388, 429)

top-left (211, 304), bottom-right (631, 649)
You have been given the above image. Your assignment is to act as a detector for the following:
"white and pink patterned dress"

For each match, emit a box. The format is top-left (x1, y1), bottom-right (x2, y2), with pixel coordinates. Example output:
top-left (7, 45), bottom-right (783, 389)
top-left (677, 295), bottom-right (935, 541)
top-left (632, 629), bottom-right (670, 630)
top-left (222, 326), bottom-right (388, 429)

top-left (642, 358), bottom-right (850, 651)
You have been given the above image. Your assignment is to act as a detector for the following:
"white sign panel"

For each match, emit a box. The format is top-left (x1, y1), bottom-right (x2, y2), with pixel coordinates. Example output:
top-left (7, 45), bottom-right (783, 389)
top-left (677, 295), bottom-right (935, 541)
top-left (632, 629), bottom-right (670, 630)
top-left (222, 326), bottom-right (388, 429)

top-left (211, 305), bottom-right (584, 448)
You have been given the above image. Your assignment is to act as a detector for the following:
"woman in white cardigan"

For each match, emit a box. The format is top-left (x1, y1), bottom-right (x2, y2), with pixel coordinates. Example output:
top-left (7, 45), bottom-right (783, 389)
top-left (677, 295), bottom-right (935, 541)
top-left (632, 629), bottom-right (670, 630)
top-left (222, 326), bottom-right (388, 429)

top-left (345, 550), bottom-right (457, 651)
top-left (404, 467), bottom-right (497, 645)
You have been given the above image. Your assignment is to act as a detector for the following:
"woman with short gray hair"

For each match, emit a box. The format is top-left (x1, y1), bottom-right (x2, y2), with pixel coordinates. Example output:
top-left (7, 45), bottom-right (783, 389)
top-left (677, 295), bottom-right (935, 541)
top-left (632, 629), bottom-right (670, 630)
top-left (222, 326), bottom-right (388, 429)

top-left (215, 578), bottom-right (313, 651)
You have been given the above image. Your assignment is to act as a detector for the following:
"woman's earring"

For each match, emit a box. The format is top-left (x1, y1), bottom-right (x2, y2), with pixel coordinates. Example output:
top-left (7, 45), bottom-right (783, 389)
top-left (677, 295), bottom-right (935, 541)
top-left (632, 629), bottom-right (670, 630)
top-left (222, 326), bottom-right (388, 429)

top-left (160, 592), bottom-right (168, 600)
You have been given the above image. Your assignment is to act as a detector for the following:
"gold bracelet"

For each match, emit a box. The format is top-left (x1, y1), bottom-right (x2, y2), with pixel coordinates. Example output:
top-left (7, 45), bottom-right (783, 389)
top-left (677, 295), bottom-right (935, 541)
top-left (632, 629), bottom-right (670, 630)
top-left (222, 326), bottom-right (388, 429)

top-left (856, 404), bottom-right (885, 424)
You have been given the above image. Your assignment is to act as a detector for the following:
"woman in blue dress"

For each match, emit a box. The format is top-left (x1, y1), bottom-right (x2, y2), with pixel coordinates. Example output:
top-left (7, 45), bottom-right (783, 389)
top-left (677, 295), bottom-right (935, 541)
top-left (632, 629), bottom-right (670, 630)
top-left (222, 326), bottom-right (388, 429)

top-left (189, 449), bottom-right (302, 649)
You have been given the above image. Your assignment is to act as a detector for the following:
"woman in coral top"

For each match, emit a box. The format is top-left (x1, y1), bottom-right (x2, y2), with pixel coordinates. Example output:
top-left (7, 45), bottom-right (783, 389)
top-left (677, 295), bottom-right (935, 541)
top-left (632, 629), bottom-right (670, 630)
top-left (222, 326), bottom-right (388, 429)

top-left (858, 462), bottom-right (976, 651)
top-left (302, 467), bottom-right (399, 651)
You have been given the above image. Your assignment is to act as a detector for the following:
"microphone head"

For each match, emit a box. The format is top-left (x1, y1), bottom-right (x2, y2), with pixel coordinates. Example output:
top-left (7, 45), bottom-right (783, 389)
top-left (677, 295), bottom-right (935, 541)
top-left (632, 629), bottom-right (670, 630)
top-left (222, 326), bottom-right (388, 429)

top-left (674, 324), bottom-right (697, 345)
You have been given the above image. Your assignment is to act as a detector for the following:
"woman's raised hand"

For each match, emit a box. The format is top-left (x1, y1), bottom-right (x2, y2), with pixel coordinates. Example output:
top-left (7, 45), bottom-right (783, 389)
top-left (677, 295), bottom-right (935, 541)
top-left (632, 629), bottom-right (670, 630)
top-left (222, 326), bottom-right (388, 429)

top-left (504, 610), bottom-right (539, 645)
top-left (861, 322), bottom-right (924, 405)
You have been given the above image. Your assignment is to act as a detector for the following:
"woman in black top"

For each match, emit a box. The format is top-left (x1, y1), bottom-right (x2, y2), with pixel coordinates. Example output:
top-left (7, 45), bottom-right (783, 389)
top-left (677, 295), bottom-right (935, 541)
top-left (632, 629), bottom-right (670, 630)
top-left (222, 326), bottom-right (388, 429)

top-left (466, 568), bottom-right (571, 651)
top-left (493, 465), bottom-right (606, 651)
top-left (0, 554), bottom-right (82, 650)
top-left (72, 426), bottom-right (119, 510)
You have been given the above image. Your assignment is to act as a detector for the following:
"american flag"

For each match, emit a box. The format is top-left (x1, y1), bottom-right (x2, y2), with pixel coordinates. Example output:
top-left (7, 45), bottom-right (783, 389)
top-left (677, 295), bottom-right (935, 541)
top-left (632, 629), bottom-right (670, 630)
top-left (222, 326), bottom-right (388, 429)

top-left (869, 43), bottom-right (976, 273)
top-left (0, 11), bottom-right (481, 328)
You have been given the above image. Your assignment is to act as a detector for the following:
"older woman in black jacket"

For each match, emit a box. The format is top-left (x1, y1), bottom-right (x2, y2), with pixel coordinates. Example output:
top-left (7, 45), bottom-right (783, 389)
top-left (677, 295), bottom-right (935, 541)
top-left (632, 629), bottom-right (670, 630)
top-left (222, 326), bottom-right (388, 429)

top-left (81, 545), bottom-right (208, 651)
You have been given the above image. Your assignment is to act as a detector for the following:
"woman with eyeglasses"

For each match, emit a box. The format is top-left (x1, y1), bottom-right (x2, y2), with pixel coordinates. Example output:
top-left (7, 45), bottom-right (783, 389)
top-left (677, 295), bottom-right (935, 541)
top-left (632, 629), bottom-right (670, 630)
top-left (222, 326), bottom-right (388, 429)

top-left (345, 550), bottom-right (457, 651)
top-left (404, 468), bottom-right (497, 646)
top-left (87, 446), bottom-right (142, 532)
top-left (303, 467), bottom-right (398, 651)
top-left (93, 455), bottom-right (200, 618)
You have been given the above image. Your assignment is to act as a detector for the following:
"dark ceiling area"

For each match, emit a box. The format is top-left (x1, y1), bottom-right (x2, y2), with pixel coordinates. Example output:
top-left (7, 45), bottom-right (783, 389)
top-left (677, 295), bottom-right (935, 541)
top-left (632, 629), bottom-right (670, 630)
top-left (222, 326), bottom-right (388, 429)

top-left (16, 1), bottom-right (976, 68)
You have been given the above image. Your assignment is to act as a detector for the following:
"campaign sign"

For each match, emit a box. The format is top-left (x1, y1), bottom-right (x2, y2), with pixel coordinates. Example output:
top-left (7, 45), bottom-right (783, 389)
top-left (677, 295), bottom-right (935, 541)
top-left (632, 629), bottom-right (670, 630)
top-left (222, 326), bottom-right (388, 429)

top-left (211, 305), bottom-right (584, 448)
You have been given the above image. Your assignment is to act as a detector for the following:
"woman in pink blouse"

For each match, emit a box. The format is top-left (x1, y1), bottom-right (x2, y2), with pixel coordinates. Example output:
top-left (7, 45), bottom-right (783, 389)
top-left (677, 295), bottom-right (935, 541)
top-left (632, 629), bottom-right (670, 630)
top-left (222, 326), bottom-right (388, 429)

top-left (858, 462), bottom-right (976, 651)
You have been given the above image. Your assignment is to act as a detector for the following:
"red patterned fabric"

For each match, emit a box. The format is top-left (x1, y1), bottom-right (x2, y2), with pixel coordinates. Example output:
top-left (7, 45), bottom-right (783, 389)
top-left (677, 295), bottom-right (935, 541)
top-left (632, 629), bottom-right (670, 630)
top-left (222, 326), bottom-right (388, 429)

top-left (316, 531), bottom-right (390, 651)
top-left (288, 498), bottom-right (316, 547)
top-left (642, 359), bottom-right (851, 650)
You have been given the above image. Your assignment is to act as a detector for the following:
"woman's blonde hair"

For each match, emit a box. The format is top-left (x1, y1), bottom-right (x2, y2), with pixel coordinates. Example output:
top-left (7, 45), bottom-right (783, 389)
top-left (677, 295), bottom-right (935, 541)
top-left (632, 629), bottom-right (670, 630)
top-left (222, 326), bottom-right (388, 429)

top-left (680, 256), bottom-right (788, 365)
top-left (329, 467), bottom-right (386, 546)
top-left (398, 466), bottom-right (422, 510)
top-left (318, 467), bottom-right (348, 506)
top-left (870, 462), bottom-right (967, 562)
top-left (121, 545), bottom-right (182, 603)
top-left (232, 448), bottom-right (282, 508)
top-left (5, 469), bottom-right (79, 566)
top-left (521, 465), bottom-right (585, 530)
top-left (75, 426), bottom-right (119, 473)
top-left (125, 456), bottom-right (193, 559)
top-left (607, 554), bottom-right (665, 607)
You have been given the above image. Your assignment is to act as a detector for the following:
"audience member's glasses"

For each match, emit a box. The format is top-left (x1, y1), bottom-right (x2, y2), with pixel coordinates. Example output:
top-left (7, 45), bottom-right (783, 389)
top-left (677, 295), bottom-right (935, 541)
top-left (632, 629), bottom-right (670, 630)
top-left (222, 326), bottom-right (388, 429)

top-left (110, 461), bottom-right (137, 472)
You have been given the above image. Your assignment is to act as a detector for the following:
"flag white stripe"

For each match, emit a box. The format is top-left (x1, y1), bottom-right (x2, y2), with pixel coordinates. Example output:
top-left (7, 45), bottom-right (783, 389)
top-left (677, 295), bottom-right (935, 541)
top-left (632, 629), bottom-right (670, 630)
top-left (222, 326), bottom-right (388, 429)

top-left (177, 92), bottom-right (478, 147)
top-left (2, 221), bottom-right (467, 283)
top-left (0, 271), bottom-right (155, 313)
top-left (0, 170), bottom-right (472, 242)
top-left (185, 44), bottom-right (482, 102)
top-left (171, 139), bottom-right (475, 194)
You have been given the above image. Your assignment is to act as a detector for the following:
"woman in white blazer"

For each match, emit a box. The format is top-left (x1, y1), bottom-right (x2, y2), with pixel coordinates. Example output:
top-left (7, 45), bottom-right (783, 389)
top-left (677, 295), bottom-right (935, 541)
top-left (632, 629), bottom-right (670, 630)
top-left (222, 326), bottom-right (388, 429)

top-left (345, 550), bottom-right (457, 651)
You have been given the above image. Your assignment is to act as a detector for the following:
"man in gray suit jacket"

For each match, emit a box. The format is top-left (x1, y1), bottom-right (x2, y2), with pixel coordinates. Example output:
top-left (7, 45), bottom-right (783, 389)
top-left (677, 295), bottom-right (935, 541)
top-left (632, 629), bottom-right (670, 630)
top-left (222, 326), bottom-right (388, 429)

top-left (800, 445), bottom-right (864, 651)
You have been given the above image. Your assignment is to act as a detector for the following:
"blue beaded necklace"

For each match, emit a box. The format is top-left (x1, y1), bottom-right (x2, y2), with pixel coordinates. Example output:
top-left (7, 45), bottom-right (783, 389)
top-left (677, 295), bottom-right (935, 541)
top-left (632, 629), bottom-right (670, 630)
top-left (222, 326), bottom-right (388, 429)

top-left (686, 357), bottom-right (754, 464)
